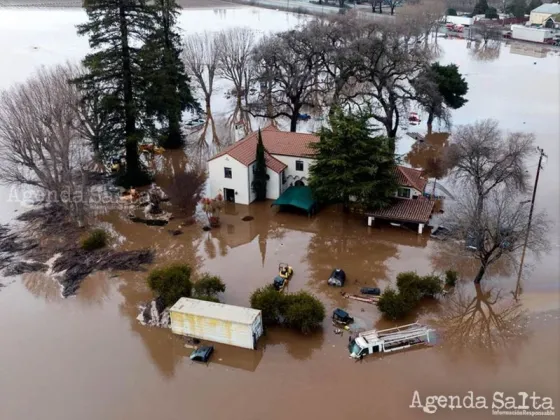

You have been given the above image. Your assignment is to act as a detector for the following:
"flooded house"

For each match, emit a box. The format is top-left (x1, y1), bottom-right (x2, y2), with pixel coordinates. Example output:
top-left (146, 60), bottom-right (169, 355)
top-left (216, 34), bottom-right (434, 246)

top-left (207, 125), bottom-right (318, 205)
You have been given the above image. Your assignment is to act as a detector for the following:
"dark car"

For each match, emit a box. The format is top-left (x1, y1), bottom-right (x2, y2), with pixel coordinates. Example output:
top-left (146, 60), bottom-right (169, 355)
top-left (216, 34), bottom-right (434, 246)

top-left (190, 345), bottom-right (214, 363)
top-left (332, 308), bottom-right (354, 325)
top-left (327, 268), bottom-right (346, 287)
top-left (360, 287), bottom-right (381, 296)
top-left (297, 113), bottom-right (311, 121)
top-left (273, 275), bottom-right (286, 291)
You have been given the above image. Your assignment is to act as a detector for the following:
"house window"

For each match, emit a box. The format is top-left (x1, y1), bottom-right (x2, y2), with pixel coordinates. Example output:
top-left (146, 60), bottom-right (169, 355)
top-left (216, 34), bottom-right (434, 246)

top-left (224, 167), bottom-right (232, 179)
top-left (295, 160), bottom-right (304, 171)
top-left (397, 188), bottom-right (411, 199)
top-left (282, 170), bottom-right (286, 184)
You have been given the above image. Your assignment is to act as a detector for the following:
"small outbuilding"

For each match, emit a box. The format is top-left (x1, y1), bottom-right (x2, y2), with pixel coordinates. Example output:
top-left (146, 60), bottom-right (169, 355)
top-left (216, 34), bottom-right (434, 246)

top-left (366, 198), bottom-right (436, 234)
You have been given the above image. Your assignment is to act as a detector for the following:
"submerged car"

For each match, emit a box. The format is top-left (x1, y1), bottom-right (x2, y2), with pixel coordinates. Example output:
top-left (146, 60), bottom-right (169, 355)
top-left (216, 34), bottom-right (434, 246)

top-left (332, 308), bottom-right (354, 325)
top-left (190, 345), bottom-right (214, 363)
top-left (360, 287), bottom-right (381, 296)
top-left (327, 268), bottom-right (346, 287)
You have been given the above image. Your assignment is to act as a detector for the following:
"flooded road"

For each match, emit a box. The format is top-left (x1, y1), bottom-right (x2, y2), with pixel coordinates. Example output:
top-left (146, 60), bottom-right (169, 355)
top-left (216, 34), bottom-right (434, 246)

top-left (1, 8), bottom-right (560, 420)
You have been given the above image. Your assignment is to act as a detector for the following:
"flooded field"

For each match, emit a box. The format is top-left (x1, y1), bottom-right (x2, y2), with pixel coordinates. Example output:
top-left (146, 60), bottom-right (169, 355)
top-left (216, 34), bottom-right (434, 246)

top-left (1, 7), bottom-right (560, 420)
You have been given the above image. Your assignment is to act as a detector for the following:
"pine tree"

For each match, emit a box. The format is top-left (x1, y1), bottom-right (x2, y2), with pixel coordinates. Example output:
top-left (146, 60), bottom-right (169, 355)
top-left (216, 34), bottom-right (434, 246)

top-left (251, 129), bottom-right (268, 201)
top-left (309, 109), bottom-right (398, 212)
top-left (76, 0), bottom-right (154, 187)
top-left (142, 0), bottom-right (197, 149)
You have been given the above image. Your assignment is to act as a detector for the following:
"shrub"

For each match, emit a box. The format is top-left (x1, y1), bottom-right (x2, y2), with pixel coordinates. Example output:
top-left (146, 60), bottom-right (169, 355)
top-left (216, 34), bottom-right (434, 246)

top-left (283, 291), bottom-right (326, 334)
top-left (147, 264), bottom-right (193, 307)
top-left (417, 275), bottom-right (444, 298)
top-left (396, 271), bottom-right (443, 299)
top-left (377, 288), bottom-right (415, 320)
top-left (249, 286), bottom-right (326, 333)
top-left (447, 8), bottom-right (457, 16)
top-left (193, 295), bottom-right (220, 303)
top-left (81, 229), bottom-right (108, 251)
top-left (445, 270), bottom-right (459, 287)
top-left (193, 274), bottom-right (226, 300)
top-left (250, 285), bottom-right (285, 326)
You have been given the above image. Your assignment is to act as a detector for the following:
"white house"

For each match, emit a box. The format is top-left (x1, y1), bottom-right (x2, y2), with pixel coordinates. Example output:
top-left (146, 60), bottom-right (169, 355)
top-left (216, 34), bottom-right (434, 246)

top-left (208, 125), bottom-right (435, 233)
top-left (208, 125), bottom-right (318, 205)
top-left (529, 3), bottom-right (560, 26)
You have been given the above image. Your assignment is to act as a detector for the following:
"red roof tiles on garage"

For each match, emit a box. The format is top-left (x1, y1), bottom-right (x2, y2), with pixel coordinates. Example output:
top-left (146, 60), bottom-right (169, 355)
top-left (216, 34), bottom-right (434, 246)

top-left (209, 125), bottom-right (319, 173)
top-left (366, 198), bottom-right (435, 224)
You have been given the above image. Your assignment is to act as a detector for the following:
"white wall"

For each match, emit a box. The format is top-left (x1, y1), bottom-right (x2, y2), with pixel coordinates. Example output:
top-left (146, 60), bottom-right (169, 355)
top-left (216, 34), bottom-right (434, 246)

top-left (530, 12), bottom-right (551, 25)
top-left (273, 155), bottom-right (315, 188)
top-left (266, 168), bottom-right (281, 200)
top-left (208, 154), bottom-right (250, 205)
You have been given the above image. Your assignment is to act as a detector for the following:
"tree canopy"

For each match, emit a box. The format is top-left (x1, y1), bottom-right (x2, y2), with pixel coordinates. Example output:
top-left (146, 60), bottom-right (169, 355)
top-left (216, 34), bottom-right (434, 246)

top-left (506, 0), bottom-right (528, 18)
top-left (309, 109), bottom-right (397, 211)
top-left (473, 0), bottom-right (490, 15)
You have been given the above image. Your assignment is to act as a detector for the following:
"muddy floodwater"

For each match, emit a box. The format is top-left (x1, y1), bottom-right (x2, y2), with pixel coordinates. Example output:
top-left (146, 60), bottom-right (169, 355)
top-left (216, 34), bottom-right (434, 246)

top-left (1, 7), bottom-right (560, 420)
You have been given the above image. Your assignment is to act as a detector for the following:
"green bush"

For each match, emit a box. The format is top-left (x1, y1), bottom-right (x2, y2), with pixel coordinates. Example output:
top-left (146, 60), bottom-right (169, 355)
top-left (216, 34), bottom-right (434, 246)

top-left (377, 288), bottom-right (415, 320)
top-left (81, 229), bottom-right (108, 251)
top-left (250, 286), bottom-right (325, 333)
top-left (417, 275), bottom-right (444, 298)
top-left (193, 274), bottom-right (226, 300)
top-left (147, 264), bottom-right (193, 308)
top-left (445, 270), bottom-right (459, 287)
top-left (283, 291), bottom-right (326, 334)
top-left (396, 271), bottom-right (442, 299)
top-left (250, 285), bottom-right (285, 326)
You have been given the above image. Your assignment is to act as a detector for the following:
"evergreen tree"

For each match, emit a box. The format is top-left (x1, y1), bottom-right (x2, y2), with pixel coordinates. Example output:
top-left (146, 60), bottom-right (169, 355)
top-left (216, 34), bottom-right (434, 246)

top-left (472, 0), bottom-right (489, 15)
top-left (309, 109), bottom-right (398, 212)
top-left (526, 0), bottom-right (542, 14)
top-left (142, 0), bottom-right (197, 149)
top-left (251, 129), bottom-right (268, 201)
top-left (76, 0), bottom-right (154, 187)
top-left (506, 0), bottom-right (528, 18)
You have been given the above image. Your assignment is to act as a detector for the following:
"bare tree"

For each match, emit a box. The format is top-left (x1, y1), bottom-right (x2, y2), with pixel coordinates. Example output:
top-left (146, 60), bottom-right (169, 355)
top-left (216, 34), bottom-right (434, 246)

top-left (370, 0), bottom-right (383, 13)
top-left (182, 32), bottom-right (221, 155)
top-left (443, 186), bottom-right (550, 283)
top-left (249, 29), bottom-right (324, 132)
top-left (471, 21), bottom-right (502, 45)
top-left (0, 65), bottom-right (91, 225)
top-left (352, 22), bottom-right (431, 151)
top-left (447, 119), bottom-right (534, 217)
top-left (397, 0), bottom-right (447, 44)
top-left (216, 27), bottom-right (256, 137)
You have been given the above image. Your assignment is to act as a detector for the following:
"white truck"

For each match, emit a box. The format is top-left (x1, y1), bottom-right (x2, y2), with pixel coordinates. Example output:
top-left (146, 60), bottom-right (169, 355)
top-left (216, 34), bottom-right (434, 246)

top-left (446, 15), bottom-right (475, 26)
top-left (348, 322), bottom-right (434, 359)
top-left (170, 298), bottom-right (263, 350)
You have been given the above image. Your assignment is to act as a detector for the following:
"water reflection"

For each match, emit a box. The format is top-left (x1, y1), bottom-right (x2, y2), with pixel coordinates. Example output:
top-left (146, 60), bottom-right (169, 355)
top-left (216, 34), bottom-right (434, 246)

top-left (438, 284), bottom-right (529, 366)
top-left (264, 327), bottom-right (324, 361)
top-left (469, 40), bottom-right (502, 62)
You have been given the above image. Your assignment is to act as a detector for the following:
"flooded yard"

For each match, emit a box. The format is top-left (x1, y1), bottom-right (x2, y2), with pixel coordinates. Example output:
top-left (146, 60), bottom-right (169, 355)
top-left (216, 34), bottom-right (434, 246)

top-left (0, 6), bottom-right (559, 420)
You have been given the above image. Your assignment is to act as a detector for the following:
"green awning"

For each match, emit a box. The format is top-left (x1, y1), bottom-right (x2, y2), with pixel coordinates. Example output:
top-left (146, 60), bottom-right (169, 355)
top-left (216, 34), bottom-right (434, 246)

top-left (272, 186), bottom-right (317, 214)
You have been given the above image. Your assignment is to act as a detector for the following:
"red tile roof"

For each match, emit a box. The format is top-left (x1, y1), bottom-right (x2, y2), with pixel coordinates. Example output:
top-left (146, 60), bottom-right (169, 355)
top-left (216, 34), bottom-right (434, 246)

top-left (395, 166), bottom-right (428, 193)
top-left (209, 125), bottom-right (319, 173)
top-left (367, 198), bottom-right (435, 224)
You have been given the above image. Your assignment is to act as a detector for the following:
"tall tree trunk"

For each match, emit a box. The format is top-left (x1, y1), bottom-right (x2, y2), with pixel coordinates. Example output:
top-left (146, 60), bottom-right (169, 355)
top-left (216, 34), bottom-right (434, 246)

top-left (427, 111), bottom-right (434, 135)
top-left (474, 264), bottom-right (486, 284)
top-left (391, 5), bottom-right (395, 15)
top-left (119, 4), bottom-right (141, 185)
top-left (290, 114), bottom-right (298, 132)
top-left (431, 178), bottom-right (437, 200)
top-left (379, 2), bottom-right (382, 13)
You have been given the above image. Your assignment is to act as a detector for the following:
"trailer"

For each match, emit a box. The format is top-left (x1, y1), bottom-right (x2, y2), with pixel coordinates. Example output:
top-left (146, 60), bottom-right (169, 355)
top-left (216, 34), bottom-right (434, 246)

top-left (348, 322), bottom-right (434, 359)
top-left (446, 15), bottom-right (474, 26)
top-left (511, 25), bottom-right (555, 43)
top-left (170, 298), bottom-right (263, 350)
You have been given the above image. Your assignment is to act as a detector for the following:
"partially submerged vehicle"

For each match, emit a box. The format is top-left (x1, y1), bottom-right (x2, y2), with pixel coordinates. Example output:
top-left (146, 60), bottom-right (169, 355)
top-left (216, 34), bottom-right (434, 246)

top-left (190, 345), bottom-right (214, 363)
top-left (348, 322), bottom-right (434, 359)
top-left (327, 268), bottom-right (346, 287)
top-left (360, 287), bottom-right (381, 296)
top-left (186, 118), bottom-right (205, 128)
top-left (332, 308), bottom-right (354, 325)
top-left (273, 263), bottom-right (293, 291)
top-left (297, 113), bottom-right (311, 121)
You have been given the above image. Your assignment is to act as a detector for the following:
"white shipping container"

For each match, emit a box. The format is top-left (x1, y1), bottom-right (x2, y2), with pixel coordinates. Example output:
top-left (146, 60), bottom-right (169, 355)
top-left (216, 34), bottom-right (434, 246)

top-left (170, 298), bottom-right (263, 350)
top-left (511, 25), bottom-right (554, 43)
top-left (446, 15), bottom-right (474, 26)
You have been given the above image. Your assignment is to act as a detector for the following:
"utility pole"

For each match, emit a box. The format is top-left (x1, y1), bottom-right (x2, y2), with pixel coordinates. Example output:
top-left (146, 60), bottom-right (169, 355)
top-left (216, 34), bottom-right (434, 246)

top-left (514, 147), bottom-right (547, 300)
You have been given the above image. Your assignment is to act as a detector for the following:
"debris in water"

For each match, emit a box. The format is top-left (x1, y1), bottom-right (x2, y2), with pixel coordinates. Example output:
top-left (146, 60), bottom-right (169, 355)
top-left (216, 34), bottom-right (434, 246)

top-left (168, 229), bottom-right (183, 236)
top-left (137, 297), bottom-right (171, 328)
top-left (242, 216), bottom-right (254, 222)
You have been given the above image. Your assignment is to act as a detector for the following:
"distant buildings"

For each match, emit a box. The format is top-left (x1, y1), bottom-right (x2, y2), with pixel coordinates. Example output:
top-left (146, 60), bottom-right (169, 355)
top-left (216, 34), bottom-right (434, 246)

top-left (529, 3), bottom-right (560, 26)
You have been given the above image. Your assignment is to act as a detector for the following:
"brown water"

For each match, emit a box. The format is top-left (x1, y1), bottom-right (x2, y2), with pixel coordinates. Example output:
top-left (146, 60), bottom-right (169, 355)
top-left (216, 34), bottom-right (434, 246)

top-left (1, 37), bottom-right (560, 420)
